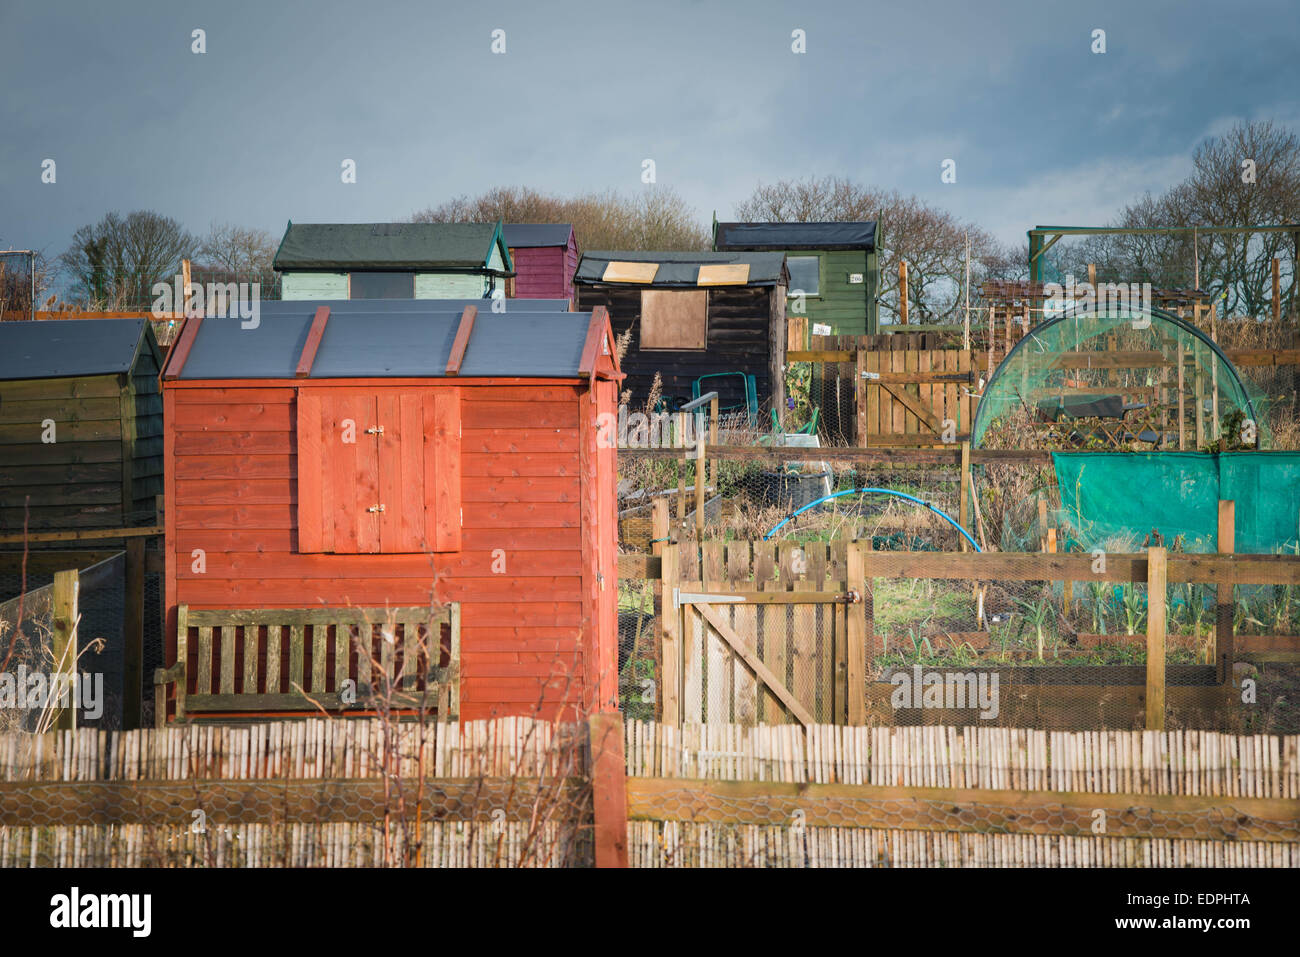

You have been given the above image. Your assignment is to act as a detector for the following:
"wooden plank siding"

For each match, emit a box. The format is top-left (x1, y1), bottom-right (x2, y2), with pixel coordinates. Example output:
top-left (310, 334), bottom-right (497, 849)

top-left (0, 330), bottom-right (163, 532)
top-left (788, 248), bottom-right (871, 335)
top-left (511, 245), bottom-right (571, 300)
top-left (166, 381), bottom-right (613, 720)
top-left (576, 283), bottom-right (783, 412)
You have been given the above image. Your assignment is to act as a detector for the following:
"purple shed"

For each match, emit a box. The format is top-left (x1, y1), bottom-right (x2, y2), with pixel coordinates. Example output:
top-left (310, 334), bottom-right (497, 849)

top-left (504, 224), bottom-right (578, 302)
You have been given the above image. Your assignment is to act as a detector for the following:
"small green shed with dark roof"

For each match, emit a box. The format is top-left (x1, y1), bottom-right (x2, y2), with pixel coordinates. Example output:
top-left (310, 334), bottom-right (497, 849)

top-left (274, 221), bottom-right (514, 301)
top-left (714, 221), bottom-right (880, 335)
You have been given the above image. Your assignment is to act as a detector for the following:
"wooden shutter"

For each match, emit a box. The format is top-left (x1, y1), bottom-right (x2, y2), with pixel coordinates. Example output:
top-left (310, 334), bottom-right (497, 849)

top-left (377, 391), bottom-right (427, 552)
top-left (298, 387), bottom-right (460, 554)
top-left (640, 289), bottom-right (708, 350)
top-left (423, 388), bottom-right (461, 553)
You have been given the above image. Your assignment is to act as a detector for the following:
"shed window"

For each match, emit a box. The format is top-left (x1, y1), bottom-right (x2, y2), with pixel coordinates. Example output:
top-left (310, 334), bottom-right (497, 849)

top-left (639, 289), bottom-right (708, 350)
top-left (786, 256), bottom-right (821, 297)
top-left (296, 388), bottom-right (461, 554)
top-left (350, 272), bottom-right (414, 299)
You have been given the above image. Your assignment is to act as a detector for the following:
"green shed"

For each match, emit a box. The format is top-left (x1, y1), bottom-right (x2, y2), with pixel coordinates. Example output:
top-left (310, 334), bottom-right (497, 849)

top-left (0, 318), bottom-right (164, 533)
top-left (274, 221), bottom-right (514, 300)
top-left (714, 221), bottom-right (880, 335)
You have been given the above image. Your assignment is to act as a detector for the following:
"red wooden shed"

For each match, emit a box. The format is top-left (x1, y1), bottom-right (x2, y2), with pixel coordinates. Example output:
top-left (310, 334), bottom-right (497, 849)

top-left (504, 224), bottom-right (579, 302)
top-left (157, 302), bottom-right (620, 721)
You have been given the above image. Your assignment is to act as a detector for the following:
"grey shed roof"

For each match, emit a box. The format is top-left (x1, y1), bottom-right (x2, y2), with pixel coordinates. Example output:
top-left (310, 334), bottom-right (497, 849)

top-left (714, 221), bottom-right (879, 252)
top-left (256, 298), bottom-right (572, 316)
top-left (503, 224), bottom-right (574, 248)
top-left (0, 319), bottom-right (149, 381)
top-left (273, 222), bottom-right (512, 272)
top-left (174, 304), bottom-right (595, 380)
top-left (574, 250), bottom-right (788, 286)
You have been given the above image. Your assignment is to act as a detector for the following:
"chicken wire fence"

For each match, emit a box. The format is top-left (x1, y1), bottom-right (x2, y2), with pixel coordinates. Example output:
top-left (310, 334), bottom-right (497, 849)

top-left (619, 558), bottom-right (1289, 735)
top-left (0, 555), bottom-right (163, 732)
top-left (619, 450), bottom-right (985, 552)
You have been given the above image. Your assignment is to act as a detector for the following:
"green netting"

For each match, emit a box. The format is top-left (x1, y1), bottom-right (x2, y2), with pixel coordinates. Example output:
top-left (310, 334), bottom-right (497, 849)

top-left (1052, 451), bottom-right (1300, 554)
top-left (972, 303), bottom-right (1270, 450)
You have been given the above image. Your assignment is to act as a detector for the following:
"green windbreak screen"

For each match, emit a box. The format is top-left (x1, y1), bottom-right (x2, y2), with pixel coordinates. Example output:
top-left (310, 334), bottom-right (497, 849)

top-left (1052, 451), bottom-right (1300, 554)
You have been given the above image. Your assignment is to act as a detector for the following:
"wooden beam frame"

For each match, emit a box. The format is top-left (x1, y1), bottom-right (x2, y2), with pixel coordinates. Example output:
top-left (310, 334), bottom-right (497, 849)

top-left (161, 315), bottom-right (202, 379)
top-left (295, 305), bottom-right (331, 378)
top-left (444, 305), bottom-right (477, 376)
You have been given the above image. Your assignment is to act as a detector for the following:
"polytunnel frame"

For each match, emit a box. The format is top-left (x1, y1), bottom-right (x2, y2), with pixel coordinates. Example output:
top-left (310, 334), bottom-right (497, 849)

top-left (969, 303), bottom-right (1264, 448)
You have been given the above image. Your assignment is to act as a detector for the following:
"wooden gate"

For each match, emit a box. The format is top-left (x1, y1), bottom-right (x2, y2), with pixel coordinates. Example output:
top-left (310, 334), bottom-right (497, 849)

top-left (789, 336), bottom-right (978, 445)
top-left (660, 541), bottom-right (868, 727)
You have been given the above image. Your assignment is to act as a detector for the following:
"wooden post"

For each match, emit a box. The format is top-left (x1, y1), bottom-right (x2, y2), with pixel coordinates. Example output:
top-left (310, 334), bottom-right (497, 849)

top-left (694, 434), bottom-right (706, 542)
top-left (651, 498), bottom-right (669, 719)
top-left (1216, 500), bottom-right (1235, 684)
top-left (1273, 257), bottom-right (1281, 324)
top-left (588, 712), bottom-right (629, 868)
top-left (1087, 263), bottom-right (1097, 288)
top-left (1037, 496), bottom-right (1049, 551)
top-left (959, 440), bottom-right (971, 552)
top-left (1177, 343), bottom-right (1186, 450)
top-left (181, 258), bottom-right (193, 318)
top-left (660, 544), bottom-right (680, 725)
top-left (709, 394), bottom-right (719, 491)
top-left (846, 542), bottom-right (866, 724)
top-left (51, 569), bottom-right (79, 732)
top-left (855, 347), bottom-right (866, 445)
top-left (898, 261), bottom-right (909, 325)
top-left (1145, 547), bottom-right (1167, 731)
top-left (123, 537), bottom-right (145, 729)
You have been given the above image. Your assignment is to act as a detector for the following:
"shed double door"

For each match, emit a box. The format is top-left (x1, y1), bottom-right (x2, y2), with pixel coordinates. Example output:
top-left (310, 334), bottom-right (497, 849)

top-left (297, 387), bottom-right (461, 554)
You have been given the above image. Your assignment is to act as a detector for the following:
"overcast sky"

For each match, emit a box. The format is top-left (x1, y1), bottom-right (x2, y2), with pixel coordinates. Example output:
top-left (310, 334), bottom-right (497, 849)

top-left (2, 0), bottom-right (1298, 265)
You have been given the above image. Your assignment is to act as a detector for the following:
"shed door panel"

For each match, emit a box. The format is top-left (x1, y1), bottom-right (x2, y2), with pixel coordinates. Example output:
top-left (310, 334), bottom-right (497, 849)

top-left (322, 391), bottom-right (381, 554)
top-left (424, 389), bottom-right (461, 553)
top-left (298, 387), bottom-right (461, 554)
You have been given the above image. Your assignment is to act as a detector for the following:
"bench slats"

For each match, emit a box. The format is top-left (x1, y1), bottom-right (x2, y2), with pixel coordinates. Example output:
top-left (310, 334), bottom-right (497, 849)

top-left (196, 626), bottom-right (213, 695)
top-left (289, 625), bottom-right (305, 693)
top-left (219, 625), bottom-right (235, 694)
top-left (266, 624), bottom-right (282, 694)
top-left (158, 605), bottom-right (459, 727)
top-left (311, 624), bottom-right (327, 694)
top-left (334, 624), bottom-right (350, 691)
top-left (243, 622), bottom-right (260, 694)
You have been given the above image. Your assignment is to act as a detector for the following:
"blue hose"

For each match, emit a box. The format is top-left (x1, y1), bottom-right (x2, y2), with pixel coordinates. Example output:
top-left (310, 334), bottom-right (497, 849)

top-left (763, 487), bottom-right (982, 551)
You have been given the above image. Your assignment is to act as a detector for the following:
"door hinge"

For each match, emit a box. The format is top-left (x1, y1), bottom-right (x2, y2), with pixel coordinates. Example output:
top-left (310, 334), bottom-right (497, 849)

top-left (367, 504), bottom-right (386, 513)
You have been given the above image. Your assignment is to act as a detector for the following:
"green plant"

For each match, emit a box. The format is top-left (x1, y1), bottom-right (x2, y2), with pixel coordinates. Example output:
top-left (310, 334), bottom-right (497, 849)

top-left (1012, 591), bottom-right (1054, 660)
top-left (1119, 584), bottom-right (1147, 636)
top-left (1085, 580), bottom-right (1110, 635)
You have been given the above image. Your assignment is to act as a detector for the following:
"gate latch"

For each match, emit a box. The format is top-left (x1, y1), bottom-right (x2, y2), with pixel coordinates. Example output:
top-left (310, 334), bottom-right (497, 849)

top-left (840, 590), bottom-right (862, 604)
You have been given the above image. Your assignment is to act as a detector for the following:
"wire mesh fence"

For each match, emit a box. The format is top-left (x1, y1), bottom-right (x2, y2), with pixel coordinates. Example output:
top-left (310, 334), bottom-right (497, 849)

top-left (619, 539), bottom-right (1299, 735)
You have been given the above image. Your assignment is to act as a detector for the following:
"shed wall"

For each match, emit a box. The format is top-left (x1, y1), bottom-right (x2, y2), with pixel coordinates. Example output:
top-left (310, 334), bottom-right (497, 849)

top-left (282, 273), bottom-right (349, 300)
top-left (165, 381), bottom-right (605, 719)
top-left (575, 284), bottom-right (780, 411)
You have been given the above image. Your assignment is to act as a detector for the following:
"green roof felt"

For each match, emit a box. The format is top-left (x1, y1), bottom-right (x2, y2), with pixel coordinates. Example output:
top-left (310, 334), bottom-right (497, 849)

top-left (273, 222), bottom-right (512, 272)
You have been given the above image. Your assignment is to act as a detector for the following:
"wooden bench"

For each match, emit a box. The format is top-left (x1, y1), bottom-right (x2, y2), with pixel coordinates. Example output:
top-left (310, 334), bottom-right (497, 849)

top-left (153, 604), bottom-right (460, 726)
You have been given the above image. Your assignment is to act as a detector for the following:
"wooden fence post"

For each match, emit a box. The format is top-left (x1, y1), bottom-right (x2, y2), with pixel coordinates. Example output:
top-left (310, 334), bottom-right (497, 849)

top-left (1216, 500), bottom-right (1235, 684)
top-left (959, 440), bottom-right (971, 552)
top-left (651, 498), bottom-right (669, 719)
top-left (1146, 547), bottom-right (1167, 731)
top-left (123, 537), bottom-right (145, 729)
top-left (855, 347), bottom-right (866, 445)
top-left (51, 568), bottom-right (79, 732)
top-left (588, 711), bottom-right (629, 868)
top-left (846, 542), bottom-right (866, 724)
top-left (695, 434), bottom-right (706, 543)
top-left (660, 544), bottom-right (680, 725)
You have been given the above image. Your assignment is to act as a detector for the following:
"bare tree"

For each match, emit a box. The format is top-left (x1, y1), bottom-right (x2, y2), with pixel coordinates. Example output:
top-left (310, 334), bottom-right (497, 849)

top-left (736, 176), bottom-right (1013, 323)
top-left (198, 222), bottom-right (277, 276)
top-left (1051, 120), bottom-right (1300, 318)
top-left (413, 185), bottom-right (711, 251)
top-left (59, 211), bottom-right (197, 310)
